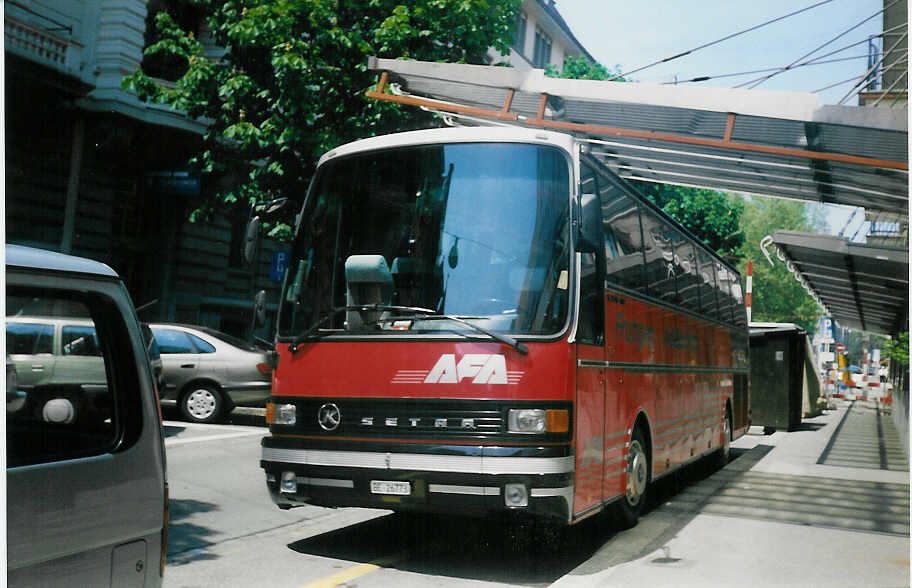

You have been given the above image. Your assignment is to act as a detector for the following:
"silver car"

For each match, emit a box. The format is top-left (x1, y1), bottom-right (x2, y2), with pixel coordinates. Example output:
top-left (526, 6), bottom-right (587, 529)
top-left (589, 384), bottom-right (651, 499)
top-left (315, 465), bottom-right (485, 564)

top-left (148, 323), bottom-right (272, 423)
top-left (6, 316), bottom-right (108, 390)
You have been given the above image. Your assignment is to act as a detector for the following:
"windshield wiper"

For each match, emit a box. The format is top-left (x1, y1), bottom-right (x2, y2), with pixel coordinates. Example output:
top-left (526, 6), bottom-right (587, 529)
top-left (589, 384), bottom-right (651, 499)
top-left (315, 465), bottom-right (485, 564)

top-left (289, 304), bottom-right (528, 355)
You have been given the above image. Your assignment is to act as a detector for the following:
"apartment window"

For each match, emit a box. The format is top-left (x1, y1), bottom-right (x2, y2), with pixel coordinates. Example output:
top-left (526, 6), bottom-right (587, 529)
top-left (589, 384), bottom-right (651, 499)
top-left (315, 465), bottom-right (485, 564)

top-left (514, 12), bottom-right (527, 55)
top-left (533, 28), bottom-right (552, 68)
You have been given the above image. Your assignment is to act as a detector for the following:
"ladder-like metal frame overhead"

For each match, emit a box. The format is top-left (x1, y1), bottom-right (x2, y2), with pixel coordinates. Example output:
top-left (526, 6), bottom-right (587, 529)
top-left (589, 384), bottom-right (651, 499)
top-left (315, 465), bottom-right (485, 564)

top-left (366, 58), bottom-right (908, 214)
top-left (364, 58), bottom-right (909, 335)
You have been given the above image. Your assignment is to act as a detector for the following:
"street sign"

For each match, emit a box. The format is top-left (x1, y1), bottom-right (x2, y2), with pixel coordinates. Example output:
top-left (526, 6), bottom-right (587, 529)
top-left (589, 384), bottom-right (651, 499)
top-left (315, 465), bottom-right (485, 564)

top-left (836, 343), bottom-right (845, 353)
top-left (270, 251), bottom-right (289, 282)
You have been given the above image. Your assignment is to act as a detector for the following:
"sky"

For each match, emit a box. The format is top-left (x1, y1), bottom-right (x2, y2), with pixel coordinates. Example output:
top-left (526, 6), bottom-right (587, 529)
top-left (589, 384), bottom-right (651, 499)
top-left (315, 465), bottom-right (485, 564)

top-left (555, 0), bottom-right (890, 237)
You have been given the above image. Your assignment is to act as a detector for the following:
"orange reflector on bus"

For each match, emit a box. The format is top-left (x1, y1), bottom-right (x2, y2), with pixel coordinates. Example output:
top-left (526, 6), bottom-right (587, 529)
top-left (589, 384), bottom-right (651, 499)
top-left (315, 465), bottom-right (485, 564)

top-left (265, 402), bottom-right (275, 424)
top-left (546, 409), bottom-right (569, 433)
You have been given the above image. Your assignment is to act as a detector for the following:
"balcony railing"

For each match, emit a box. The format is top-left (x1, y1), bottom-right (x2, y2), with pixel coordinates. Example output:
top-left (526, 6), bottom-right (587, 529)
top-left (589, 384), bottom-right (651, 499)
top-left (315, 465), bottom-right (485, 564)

top-left (5, 14), bottom-right (81, 73)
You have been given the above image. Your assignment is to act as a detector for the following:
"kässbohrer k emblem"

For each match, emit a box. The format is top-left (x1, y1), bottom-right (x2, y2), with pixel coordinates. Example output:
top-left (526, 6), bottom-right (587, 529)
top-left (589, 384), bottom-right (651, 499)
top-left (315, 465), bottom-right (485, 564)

top-left (318, 403), bottom-right (341, 431)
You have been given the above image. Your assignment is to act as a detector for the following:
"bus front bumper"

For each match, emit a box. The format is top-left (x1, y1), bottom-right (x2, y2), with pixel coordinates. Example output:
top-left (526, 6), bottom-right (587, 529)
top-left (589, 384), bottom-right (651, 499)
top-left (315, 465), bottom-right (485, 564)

top-left (260, 437), bottom-right (574, 522)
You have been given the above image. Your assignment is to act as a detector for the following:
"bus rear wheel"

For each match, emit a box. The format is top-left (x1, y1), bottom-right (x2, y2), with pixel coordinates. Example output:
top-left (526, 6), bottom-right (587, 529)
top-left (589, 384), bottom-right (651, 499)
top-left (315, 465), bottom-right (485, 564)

top-left (715, 407), bottom-right (732, 470)
top-left (616, 427), bottom-right (649, 528)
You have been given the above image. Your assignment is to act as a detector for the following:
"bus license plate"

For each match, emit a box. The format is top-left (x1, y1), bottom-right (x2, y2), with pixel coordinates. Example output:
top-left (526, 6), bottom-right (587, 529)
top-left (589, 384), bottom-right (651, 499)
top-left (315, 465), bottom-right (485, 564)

top-left (370, 480), bottom-right (411, 495)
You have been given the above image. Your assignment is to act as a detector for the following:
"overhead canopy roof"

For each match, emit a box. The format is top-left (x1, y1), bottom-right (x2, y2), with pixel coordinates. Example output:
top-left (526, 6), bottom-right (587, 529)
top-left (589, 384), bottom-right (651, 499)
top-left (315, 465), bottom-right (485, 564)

top-left (365, 58), bottom-right (909, 336)
top-left (773, 231), bottom-right (908, 335)
top-left (367, 58), bottom-right (908, 214)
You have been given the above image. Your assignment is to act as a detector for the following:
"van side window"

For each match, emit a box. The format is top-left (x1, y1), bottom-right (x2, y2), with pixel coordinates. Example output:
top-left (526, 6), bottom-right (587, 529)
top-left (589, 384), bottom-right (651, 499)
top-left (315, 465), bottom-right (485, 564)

top-left (6, 290), bottom-right (131, 468)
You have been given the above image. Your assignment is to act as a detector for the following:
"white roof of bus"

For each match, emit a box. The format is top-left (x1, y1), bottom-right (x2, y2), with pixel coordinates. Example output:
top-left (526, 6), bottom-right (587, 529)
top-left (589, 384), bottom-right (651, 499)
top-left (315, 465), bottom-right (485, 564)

top-left (318, 126), bottom-right (576, 167)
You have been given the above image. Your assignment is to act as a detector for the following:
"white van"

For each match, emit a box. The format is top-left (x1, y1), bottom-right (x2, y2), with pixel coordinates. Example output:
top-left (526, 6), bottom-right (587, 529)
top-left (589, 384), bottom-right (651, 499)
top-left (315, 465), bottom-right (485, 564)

top-left (6, 245), bottom-right (168, 587)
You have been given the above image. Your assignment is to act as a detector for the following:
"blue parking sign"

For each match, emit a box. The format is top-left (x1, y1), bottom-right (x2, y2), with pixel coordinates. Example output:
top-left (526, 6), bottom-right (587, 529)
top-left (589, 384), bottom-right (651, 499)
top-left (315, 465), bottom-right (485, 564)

top-left (271, 251), bottom-right (289, 282)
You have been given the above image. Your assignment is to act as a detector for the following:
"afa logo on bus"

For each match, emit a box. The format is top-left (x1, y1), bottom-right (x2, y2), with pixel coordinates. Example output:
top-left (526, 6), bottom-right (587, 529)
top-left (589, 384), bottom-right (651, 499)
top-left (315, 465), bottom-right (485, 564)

top-left (391, 354), bottom-right (524, 385)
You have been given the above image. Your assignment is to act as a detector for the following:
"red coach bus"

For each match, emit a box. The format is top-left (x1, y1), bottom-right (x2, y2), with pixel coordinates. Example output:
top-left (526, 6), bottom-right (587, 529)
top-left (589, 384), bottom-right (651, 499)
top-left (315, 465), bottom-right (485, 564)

top-left (260, 126), bottom-right (749, 526)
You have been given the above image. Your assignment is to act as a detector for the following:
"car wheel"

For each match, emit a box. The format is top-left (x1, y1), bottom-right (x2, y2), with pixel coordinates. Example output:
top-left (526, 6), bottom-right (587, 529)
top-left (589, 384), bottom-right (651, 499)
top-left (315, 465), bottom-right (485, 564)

top-left (616, 426), bottom-right (649, 529)
top-left (180, 385), bottom-right (223, 424)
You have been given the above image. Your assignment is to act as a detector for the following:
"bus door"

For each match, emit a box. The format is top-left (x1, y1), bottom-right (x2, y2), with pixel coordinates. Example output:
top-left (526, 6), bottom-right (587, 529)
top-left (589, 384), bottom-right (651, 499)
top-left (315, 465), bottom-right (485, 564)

top-left (574, 248), bottom-right (605, 516)
top-left (574, 170), bottom-right (607, 516)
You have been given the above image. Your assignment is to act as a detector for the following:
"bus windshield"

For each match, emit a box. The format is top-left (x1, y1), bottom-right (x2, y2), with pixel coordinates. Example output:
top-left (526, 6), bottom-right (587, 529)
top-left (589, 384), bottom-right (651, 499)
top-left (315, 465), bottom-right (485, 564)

top-left (279, 142), bottom-right (571, 339)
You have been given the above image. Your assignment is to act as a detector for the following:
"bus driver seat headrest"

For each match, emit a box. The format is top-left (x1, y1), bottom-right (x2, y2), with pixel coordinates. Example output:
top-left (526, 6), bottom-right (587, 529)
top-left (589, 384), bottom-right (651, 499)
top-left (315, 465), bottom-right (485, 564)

top-left (344, 255), bottom-right (393, 329)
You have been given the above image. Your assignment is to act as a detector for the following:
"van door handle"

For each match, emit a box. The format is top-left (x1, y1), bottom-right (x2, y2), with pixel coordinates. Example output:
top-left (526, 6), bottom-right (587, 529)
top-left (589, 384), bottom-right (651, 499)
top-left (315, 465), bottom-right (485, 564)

top-left (180, 364), bottom-right (195, 369)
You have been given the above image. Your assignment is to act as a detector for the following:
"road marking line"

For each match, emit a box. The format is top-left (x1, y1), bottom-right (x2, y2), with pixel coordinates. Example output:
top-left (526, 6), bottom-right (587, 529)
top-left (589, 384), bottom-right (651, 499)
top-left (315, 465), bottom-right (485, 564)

top-left (165, 430), bottom-right (263, 447)
top-left (300, 555), bottom-right (400, 588)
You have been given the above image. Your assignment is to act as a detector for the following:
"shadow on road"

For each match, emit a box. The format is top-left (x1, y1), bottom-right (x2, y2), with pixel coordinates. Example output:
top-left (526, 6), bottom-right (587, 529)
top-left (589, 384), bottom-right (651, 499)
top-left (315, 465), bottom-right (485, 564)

top-left (286, 452), bottom-right (751, 585)
top-left (167, 498), bottom-right (221, 563)
top-left (163, 424), bottom-right (186, 438)
top-left (789, 422), bottom-right (827, 432)
top-left (288, 511), bottom-right (616, 585)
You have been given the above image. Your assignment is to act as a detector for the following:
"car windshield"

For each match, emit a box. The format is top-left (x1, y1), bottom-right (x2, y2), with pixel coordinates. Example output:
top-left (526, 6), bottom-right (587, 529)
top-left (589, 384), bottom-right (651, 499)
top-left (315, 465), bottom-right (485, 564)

top-left (279, 142), bottom-right (571, 338)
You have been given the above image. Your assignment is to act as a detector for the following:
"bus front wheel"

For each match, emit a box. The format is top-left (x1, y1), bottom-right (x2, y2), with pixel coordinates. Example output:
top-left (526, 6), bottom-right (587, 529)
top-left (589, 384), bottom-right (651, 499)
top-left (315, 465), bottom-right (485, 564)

top-left (616, 427), bottom-right (649, 528)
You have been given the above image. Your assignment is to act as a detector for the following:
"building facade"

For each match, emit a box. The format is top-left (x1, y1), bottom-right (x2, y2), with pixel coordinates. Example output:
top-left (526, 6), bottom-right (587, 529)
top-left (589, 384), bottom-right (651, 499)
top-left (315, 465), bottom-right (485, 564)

top-left (488, 0), bottom-right (594, 72)
top-left (5, 0), bottom-right (592, 338)
top-left (5, 0), bottom-right (283, 338)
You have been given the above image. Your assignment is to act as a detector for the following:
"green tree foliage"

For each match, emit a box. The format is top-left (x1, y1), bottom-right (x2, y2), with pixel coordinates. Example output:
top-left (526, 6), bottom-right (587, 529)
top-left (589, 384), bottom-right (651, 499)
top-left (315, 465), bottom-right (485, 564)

top-left (738, 197), bottom-right (825, 331)
top-left (883, 332), bottom-right (909, 366)
top-left (545, 55), bottom-right (625, 81)
top-left (123, 0), bottom-right (521, 224)
top-left (634, 183), bottom-right (745, 261)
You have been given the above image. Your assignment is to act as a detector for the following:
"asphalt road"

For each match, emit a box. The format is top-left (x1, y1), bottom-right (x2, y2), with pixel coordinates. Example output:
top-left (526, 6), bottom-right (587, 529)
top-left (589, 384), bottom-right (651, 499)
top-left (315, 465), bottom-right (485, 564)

top-left (159, 401), bottom-right (910, 588)
top-left (160, 414), bottom-right (745, 588)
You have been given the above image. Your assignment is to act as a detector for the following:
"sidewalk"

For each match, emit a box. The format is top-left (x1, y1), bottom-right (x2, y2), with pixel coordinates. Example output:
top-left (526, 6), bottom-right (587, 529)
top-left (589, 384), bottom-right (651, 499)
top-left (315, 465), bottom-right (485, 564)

top-left (553, 401), bottom-right (910, 588)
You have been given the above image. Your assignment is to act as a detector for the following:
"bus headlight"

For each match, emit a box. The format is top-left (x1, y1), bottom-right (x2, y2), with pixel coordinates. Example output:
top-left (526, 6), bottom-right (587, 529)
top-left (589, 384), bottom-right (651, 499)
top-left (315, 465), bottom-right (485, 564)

top-left (273, 404), bottom-right (297, 426)
top-left (508, 409), bottom-right (546, 433)
top-left (507, 409), bottom-right (569, 433)
top-left (504, 483), bottom-right (528, 507)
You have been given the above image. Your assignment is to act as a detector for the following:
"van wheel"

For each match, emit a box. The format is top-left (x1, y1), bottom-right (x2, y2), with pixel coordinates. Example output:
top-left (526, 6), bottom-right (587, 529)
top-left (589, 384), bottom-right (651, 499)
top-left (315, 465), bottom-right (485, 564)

top-left (180, 385), bottom-right (223, 423)
top-left (616, 427), bottom-right (649, 528)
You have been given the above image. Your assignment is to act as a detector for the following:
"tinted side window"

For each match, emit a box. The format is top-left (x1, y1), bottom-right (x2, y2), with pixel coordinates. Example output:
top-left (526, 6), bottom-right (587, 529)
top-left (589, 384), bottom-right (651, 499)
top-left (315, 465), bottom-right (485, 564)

top-left (153, 329), bottom-right (195, 354)
top-left (697, 249), bottom-right (719, 319)
top-left (7, 323), bottom-right (53, 355)
top-left (578, 164), bottom-right (605, 346)
top-left (62, 325), bottom-right (102, 356)
top-left (730, 274), bottom-right (747, 327)
top-left (715, 262), bottom-right (735, 324)
top-left (188, 333), bottom-right (216, 353)
top-left (641, 209), bottom-right (677, 303)
top-left (6, 291), bottom-right (122, 467)
top-left (675, 240), bottom-right (701, 312)
top-left (601, 188), bottom-right (645, 292)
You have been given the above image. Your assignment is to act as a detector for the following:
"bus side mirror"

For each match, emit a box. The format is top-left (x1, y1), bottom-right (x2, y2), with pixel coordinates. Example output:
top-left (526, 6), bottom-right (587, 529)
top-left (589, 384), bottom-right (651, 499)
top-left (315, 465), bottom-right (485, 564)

top-left (253, 289), bottom-right (267, 328)
top-left (578, 193), bottom-right (601, 254)
top-left (242, 216), bottom-right (261, 265)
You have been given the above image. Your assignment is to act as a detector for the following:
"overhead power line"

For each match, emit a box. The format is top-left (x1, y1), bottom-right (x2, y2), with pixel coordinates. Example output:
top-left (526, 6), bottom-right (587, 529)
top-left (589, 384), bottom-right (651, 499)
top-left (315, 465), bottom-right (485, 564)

top-left (838, 31), bottom-right (908, 104)
top-left (664, 54), bottom-right (870, 85)
top-left (740, 0), bottom-right (901, 90)
top-left (607, 0), bottom-right (834, 81)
